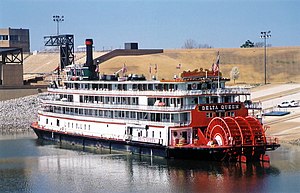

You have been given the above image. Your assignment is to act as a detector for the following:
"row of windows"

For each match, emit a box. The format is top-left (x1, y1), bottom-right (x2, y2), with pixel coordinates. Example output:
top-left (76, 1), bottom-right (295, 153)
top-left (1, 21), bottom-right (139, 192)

top-left (45, 106), bottom-right (190, 124)
top-left (45, 118), bottom-right (163, 141)
top-left (53, 92), bottom-right (234, 108)
top-left (46, 118), bottom-right (91, 130)
top-left (80, 95), bottom-right (139, 105)
top-left (65, 82), bottom-right (179, 91)
top-left (0, 35), bottom-right (8, 40)
top-left (206, 111), bottom-right (235, 118)
top-left (0, 35), bottom-right (19, 41)
top-left (135, 130), bottom-right (161, 138)
top-left (64, 81), bottom-right (225, 92)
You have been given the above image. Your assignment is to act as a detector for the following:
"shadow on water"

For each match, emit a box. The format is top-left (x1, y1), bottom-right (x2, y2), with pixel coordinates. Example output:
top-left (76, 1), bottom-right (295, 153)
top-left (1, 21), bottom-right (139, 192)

top-left (0, 135), bottom-right (290, 193)
top-left (35, 138), bottom-right (280, 176)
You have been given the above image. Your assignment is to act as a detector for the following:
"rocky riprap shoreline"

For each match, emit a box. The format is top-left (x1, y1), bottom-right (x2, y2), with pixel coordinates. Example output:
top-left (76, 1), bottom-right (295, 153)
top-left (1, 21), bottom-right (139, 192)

top-left (0, 95), bottom-right (39, 134)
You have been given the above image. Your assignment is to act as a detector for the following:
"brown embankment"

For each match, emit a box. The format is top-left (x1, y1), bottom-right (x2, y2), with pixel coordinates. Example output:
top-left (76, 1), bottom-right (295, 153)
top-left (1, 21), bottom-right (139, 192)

top-left (23, 47), bottom-right (300, 84)
top-left (99, 47), bottom-right (300, 84)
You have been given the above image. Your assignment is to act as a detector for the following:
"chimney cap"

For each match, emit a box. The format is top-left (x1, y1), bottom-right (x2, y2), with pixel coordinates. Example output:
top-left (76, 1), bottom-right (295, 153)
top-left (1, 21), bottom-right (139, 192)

top-left (85, 39), bottom-right (93, 45)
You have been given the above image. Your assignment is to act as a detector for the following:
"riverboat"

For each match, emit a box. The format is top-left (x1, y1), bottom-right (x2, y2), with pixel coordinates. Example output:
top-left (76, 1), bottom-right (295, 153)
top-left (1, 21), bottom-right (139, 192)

top-left (31, 39), bottom-right (280, 162)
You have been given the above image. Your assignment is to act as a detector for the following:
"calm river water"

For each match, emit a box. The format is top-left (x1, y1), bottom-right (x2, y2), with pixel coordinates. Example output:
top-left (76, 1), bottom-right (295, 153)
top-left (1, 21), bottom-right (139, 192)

top-left (1, 133), bottom-right (300, 193)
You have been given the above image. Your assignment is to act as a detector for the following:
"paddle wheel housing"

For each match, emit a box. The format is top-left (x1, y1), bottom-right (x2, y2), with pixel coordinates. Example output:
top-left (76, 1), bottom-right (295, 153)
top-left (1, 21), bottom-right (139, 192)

top-left (204, 116), bottom-right (278, 162)
top-left (205, 116), bottom-right (266, 147)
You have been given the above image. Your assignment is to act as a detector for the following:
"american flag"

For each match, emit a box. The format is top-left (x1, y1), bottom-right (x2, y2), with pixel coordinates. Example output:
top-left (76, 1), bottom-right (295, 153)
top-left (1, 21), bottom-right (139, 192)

top-left (54, 66), bottom-right (60, 71)
top-left (212, 52), bottom-right (220, 75)
top-left (73, 67), bottom-right (77, 76)
top-left (154, 64), bottom-right (157, 73)
top-left (122, 63), bottom-right (127, 74)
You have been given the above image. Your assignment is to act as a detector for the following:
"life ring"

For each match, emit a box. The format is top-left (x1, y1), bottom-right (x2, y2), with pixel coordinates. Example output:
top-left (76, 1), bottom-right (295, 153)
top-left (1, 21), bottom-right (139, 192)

top-left (192, 83), bottom-right (197, 90)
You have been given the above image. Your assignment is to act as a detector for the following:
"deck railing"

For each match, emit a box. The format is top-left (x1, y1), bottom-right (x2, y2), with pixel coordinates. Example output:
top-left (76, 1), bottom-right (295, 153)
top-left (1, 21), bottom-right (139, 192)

top-left (47, 87), bottom-right (251, 96)
top-left (40, 99), bottom-right (196, 112)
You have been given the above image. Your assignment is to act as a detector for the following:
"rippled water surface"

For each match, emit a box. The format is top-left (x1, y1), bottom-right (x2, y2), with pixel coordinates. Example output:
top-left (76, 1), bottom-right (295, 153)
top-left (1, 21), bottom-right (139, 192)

top-left (1, 133), bottom-right (300, 193)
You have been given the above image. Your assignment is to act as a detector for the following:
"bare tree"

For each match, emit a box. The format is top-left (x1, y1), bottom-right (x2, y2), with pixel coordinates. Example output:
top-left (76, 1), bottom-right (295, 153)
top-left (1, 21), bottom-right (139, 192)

top-left (255, 42), bottom-right (272, 47)
top-left (230, 67), bottom-right (240, 84)
top-left (254, 42), bottom-right (264, 47)
top-left (183, 39), bottom-right (213, 49)
top-left (183, 39), bottom-right (198, 49)
top-left (198, 43), bottom-right (213, 48)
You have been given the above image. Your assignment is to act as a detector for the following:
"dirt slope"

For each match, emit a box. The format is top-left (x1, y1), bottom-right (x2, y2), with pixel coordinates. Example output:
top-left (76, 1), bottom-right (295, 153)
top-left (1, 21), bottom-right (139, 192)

top-left (23, 47), bottom-right (300, 84)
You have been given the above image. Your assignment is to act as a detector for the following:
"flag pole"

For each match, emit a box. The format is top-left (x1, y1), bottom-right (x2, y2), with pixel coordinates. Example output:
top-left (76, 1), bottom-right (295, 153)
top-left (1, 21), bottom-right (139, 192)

top-left (218, 52), bottom-right (220, 90)
top-left (217, 51), bottom-right (221, 103)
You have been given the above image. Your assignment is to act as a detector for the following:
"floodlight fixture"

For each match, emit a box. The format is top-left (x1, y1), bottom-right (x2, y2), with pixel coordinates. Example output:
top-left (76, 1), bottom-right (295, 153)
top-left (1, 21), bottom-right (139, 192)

top-left (53, 15), bottom-right (64, 35)
top-left (260, 30), bottom-right (271, 84)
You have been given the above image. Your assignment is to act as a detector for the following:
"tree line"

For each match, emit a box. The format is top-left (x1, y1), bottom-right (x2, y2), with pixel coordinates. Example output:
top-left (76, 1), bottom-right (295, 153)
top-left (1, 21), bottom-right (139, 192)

top-left (182, 39), bottom-right (271, 49)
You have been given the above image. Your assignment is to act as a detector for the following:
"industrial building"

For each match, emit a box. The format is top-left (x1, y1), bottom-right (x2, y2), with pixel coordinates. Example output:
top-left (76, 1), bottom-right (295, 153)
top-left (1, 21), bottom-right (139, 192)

top-left (0, 28), bottom-right (30, 53)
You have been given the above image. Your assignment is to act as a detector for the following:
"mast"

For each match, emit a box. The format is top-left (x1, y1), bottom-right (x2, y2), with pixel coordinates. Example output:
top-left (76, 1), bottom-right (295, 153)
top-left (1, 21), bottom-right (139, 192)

top-left (216, 51), bottom-right (221, 102)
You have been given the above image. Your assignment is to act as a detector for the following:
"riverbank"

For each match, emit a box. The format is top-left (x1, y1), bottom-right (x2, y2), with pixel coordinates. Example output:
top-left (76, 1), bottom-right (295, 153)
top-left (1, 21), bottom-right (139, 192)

top-left (0, 95), bottom-right (39, 134)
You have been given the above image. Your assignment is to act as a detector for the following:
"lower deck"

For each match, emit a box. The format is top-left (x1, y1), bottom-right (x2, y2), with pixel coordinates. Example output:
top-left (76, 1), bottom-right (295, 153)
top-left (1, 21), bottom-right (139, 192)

top-left (31, 122), bottom-right (280, 162)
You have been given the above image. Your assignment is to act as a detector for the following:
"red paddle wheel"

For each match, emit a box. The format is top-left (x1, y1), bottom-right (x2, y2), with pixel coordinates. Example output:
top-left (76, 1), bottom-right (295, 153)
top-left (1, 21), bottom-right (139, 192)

top-left (245, 116), bottom-right (266, 145)
top-left (205, 116), bottom-right (268, 162)
top-left (205, 117), bottom-right (243, 146)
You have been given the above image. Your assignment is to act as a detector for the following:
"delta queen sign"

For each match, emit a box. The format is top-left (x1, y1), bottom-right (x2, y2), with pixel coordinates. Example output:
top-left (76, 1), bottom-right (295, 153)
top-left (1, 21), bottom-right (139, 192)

top-left (198, 103), bottom-right (241, 112)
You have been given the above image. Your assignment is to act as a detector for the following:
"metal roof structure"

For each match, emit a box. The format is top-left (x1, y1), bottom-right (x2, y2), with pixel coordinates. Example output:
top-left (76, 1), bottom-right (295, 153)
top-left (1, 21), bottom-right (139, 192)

top-left (0, 47), bottom-right (23, 65)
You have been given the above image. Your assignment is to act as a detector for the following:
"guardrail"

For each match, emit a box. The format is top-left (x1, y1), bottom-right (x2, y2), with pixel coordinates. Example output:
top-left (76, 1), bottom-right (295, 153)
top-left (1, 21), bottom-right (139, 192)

top-left (40, 99), bottom-right (196, 112)
top-left (47, 87), bottom-right (251, 96)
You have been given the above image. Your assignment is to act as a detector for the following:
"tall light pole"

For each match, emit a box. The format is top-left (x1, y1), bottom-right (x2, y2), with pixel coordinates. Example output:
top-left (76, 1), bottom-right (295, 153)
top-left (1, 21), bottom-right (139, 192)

top-left (260, 31), bottom-right (271, 84)
top-left (53, 15), bottom-right (64, 35)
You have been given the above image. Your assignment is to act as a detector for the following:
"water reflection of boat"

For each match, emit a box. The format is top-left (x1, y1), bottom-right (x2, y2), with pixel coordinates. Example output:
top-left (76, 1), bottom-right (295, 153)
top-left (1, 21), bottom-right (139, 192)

top-left (134, 156), bottom-right (281, 193)
top-left (34, 137), bottom-right (281, 192)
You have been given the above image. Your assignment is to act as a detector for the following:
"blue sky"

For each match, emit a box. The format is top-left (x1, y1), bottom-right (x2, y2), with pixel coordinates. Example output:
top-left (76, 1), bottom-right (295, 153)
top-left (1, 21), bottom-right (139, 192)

top-left (0, 0), bottom-right (299, 51)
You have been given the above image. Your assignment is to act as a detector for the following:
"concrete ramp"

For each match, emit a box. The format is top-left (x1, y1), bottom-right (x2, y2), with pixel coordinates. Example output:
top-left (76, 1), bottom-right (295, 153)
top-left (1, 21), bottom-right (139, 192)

top-left (94, 49), bottom-right (163, 64)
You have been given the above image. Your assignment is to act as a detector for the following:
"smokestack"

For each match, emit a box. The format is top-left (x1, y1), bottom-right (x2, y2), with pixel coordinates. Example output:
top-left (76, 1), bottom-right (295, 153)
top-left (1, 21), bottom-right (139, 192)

top-left (84, 39), bottom-right (97, 80)
top-left (85, 39), bottom-right (93, 67)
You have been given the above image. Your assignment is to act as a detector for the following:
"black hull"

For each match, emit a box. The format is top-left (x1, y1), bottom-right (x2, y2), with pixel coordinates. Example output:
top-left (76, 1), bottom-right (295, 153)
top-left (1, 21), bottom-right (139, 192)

top-left (31, 125), bottom-right (279, 162)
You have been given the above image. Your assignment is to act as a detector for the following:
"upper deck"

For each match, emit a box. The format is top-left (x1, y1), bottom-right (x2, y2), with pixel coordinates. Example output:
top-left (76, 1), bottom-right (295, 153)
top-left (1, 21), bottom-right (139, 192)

top-left (48, 84), bottom-right (250, 97)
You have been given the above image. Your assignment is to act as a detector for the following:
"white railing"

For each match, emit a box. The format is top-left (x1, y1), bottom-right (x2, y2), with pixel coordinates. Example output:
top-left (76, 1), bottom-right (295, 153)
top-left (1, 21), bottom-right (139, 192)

top-left (47, 87), bottom-right (250, 96)
top-left (41, 99), bottom-right (196, 112)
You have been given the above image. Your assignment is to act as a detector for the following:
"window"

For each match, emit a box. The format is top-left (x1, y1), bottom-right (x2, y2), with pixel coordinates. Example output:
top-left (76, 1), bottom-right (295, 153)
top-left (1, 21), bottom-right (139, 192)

top-left (9, 35), bottom-right (19, 41)
top-left (0, 35), bottom-right (8, 40)
top-left (46, 118), bottom-right (48, 124)
top-left (152, 131), bottom-right (154, 138)
top-left (206, 112), bottom-right (213, 118)
top-left (227, 112), bottom-right (235, 117)
top-left (57, 119), bottom-right (60, 126)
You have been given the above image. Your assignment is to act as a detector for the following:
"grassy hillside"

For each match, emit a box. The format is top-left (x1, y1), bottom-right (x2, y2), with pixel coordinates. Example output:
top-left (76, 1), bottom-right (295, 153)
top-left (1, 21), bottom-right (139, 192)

top-left (99, 47), bottom-right (300, 84)
top-left (24, 47), bottom-right (300, 84)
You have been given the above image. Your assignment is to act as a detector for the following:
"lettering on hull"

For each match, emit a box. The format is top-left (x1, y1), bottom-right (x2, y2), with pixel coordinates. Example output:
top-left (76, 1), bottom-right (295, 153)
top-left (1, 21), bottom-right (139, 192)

top-left (198, 104), bottom-right (241, 112)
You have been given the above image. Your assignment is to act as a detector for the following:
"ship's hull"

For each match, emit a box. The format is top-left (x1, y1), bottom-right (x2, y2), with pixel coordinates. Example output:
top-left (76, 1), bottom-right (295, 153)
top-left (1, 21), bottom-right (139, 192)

top-left (31, 123), bottom-right (278, 162)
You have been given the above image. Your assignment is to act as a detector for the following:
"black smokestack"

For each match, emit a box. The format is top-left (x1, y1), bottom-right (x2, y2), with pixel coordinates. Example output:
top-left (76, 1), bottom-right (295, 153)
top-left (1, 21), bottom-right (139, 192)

top-left (84, 39), bottom-right (96, 79)
top-left (85, 39), bottom-right (93, 67)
